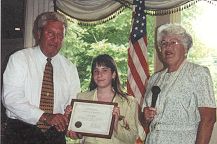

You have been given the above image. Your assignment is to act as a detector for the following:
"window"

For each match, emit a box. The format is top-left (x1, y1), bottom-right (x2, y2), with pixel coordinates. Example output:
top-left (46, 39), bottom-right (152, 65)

top-left (181, 1), bottom-right (217, 102)
top-left (61, 9), bottom-right (156, 91)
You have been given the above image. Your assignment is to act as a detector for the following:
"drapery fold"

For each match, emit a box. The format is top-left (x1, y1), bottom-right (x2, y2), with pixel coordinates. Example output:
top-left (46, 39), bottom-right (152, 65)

top-left (145, 0), bottom-right (193, 9)
top-left (54, 0), bottom-right (126, 24)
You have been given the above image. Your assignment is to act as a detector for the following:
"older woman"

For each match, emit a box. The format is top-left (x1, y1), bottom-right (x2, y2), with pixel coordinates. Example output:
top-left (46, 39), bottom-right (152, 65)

top-left (143, 23), bottom-right (216, 144)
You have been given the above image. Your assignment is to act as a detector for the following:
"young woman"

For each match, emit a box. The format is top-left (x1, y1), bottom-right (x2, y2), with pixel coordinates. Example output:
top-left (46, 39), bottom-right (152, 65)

top-left (66, 54), bottom-right (145, 144)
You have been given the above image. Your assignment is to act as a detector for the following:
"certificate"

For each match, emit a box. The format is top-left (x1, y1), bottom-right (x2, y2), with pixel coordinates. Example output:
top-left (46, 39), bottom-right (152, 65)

top-left (68, 99), bottom-right (118, 139)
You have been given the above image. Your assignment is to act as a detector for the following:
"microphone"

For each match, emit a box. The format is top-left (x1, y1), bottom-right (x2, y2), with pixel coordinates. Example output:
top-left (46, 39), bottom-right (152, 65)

top-left (151, 86), bottom-right (161, 107)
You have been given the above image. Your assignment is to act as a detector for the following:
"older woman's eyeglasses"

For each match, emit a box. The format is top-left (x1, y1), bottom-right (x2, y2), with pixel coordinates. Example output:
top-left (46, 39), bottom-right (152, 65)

top-left (160, 40), bottom-right (180, 49)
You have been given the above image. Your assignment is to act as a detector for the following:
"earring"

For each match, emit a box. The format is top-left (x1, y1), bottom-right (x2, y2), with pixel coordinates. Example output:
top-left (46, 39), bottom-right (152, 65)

top-left (185, 52), bottom-right (188, 57)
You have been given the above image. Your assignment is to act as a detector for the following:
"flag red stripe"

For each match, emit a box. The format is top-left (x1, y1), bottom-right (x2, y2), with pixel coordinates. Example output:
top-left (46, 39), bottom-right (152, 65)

top-left (133, 37), bottom-right (150, 77)
top-left (127, 80), bottom-right (133, 95)
top-left (128, 50), bottom-right (145, 95)
top-left (143, 35), bottom-right (147, 44)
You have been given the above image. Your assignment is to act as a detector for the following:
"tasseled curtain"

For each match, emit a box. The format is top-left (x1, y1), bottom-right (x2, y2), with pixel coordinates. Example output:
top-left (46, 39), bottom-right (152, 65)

top-left (24, 0), bottom-right (217, 47)
top-left (144, 0), bottom-right (217, 15)
top-left (54, 0), bottom-right (217, 23)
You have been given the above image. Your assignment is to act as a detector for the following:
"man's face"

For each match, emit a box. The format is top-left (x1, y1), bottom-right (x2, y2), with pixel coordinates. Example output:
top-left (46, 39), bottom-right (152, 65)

top-left (38, 20), bottom-right (65, 58)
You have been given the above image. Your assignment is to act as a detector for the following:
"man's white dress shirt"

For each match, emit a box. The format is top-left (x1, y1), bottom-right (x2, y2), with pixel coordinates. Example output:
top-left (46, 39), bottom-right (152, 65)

top-left (2, 46), bottom-right (81, 125)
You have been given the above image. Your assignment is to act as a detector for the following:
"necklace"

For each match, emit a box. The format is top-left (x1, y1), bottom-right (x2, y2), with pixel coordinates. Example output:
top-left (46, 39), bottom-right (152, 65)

top-left (93, 90), bottom-right (116, 102)
top-left (151, 60), bottom-right (188, 123)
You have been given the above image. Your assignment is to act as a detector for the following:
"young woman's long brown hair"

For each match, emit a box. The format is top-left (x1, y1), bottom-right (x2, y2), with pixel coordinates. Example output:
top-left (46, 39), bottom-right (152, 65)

top-left (89, 54), bottom-right (127, 99)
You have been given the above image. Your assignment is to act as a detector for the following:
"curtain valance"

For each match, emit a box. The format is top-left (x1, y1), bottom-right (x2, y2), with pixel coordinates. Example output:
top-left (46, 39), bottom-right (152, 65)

top-left (144, 0), bottom-right (217, 15)
top-left (54, 0), bottom-right (216, 24)
top-left (54, 0), bottom-right (127, 24)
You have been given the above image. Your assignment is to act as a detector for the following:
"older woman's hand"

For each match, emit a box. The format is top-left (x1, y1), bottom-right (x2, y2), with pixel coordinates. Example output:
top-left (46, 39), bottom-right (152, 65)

top-left (143, 107), bottom-right (157, 123)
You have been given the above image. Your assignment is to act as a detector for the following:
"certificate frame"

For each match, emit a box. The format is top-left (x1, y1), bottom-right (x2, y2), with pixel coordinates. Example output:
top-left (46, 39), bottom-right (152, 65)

top-left (68, 99), bottom-right (118, 139)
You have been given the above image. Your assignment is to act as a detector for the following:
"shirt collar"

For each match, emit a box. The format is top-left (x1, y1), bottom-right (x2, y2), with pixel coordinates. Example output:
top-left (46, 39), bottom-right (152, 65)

top-left (35, 46), bottom-right (59, 63)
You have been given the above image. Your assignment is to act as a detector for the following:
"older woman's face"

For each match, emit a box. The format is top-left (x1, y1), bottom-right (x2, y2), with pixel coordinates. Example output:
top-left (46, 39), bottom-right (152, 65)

top-left (160, 35), bottom-right (187, 68)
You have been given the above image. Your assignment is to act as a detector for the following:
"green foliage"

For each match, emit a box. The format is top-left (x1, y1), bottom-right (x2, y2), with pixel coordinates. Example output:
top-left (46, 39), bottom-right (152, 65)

top-left (146, 16), bottom-right (155, 74)
top-left (60, 8), bottom-right (155, 92)
top-left (61, 9), bottom-right (154, 91)
top-left (61, 9), bottom-right (129, 91)
top-left (81, 9), bottom-right (132, 45)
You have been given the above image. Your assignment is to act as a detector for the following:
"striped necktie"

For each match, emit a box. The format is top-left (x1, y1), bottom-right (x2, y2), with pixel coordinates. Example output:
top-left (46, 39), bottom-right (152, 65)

top-left (37, 58), bottom-right (54, 131)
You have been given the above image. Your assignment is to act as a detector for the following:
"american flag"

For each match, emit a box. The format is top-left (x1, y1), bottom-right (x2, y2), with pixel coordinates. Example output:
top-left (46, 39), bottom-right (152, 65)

top-left (127, 0), bottom-right (150, 107)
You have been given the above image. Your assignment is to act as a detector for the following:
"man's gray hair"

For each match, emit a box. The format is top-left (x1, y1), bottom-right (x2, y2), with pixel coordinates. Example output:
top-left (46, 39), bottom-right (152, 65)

top-left (33, 12), bottom-right (67, 44)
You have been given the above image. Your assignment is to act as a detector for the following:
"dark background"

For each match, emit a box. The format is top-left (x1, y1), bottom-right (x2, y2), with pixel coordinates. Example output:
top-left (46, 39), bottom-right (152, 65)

top-left (1, 0), bottom-right (25, 39)
top-left (1, 0), bottom-right (26, 140)
top-left (1, 0), bottom-right (25, 75)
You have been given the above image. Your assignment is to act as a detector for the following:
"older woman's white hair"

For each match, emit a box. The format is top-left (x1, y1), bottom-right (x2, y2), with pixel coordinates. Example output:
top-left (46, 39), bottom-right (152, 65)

top-left (157, 23), bottom-right (193, 51)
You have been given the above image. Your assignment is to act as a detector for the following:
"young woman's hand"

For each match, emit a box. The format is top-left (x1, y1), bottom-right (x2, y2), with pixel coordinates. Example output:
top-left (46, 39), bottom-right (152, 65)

top-left (66, 130), bottom-right (83, 139)
top-left (112, 106), bottom-right (120, 131)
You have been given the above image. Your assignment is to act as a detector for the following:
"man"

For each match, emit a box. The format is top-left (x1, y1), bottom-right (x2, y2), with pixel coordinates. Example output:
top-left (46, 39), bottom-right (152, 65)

top-left (2, 12), bottom-right (80, 144)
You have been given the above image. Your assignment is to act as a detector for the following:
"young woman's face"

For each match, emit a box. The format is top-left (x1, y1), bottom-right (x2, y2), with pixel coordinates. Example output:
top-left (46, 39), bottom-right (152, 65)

top-left (93, 65), bottom-right (116, 89)
top-left (38, 20), bottom-right (65, 58)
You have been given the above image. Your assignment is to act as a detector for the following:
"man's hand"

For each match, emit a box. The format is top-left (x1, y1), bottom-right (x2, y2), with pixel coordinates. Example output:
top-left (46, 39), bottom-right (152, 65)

top-left (40, 113), bottom-right (69, 132)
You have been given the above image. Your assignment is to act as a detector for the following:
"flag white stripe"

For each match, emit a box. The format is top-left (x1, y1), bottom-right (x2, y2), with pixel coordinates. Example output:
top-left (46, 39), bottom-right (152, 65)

top-left (138, 38), bottom-right (148, 63)
top-left (127, 73), bottom-right (142, 105)
top-left (129, 41), bottom-right (148, 84)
